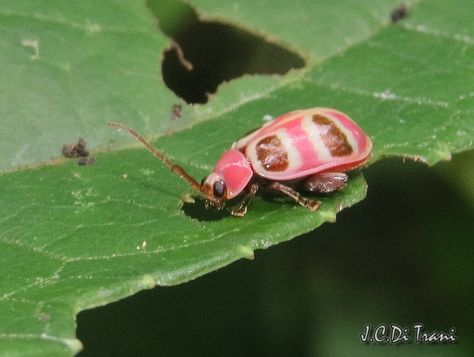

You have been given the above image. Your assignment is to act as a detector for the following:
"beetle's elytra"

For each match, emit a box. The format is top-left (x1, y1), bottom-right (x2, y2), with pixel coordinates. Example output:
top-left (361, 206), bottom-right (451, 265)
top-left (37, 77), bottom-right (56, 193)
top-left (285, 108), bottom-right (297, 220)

top-left (109, 107), bottom-right (372, 217)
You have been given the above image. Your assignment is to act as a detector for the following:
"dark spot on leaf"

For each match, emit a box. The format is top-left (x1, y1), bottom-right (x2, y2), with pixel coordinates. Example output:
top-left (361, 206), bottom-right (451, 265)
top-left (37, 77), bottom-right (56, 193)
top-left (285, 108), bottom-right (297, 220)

top-left (147, 0), bottom-right (305, 104)
top-left (63, 138), bottom-right (96, 165)
top-left (391, 4), bottom-right (409, 23)
top-left (181, 197), bottom-right (227, 221)
top-left (78, 156), bottom-right (96, 166)
top-left (62, 138), bottom-right (89, 158)
top-left (170, 103), bottom-right (182, 120)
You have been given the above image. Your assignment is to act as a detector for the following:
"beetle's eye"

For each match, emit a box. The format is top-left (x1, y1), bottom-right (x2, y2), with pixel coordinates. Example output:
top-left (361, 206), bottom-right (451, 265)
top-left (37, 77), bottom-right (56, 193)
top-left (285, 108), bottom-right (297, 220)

top-left (212, 180), bottom-right (226, 198)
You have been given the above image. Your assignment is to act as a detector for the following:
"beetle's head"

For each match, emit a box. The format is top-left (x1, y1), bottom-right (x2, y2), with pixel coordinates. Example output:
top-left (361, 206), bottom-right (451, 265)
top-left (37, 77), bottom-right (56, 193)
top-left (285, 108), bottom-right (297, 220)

top-left (107, 123), bottom-right (253, 213)
top-left (201, 149), bottom-right (253, 210)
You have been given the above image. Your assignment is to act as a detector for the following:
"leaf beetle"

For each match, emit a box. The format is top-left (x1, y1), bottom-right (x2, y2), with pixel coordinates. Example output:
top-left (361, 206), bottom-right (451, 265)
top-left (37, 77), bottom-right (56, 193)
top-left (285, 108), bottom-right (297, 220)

top-left (109, 107), bottom-right (372, 217)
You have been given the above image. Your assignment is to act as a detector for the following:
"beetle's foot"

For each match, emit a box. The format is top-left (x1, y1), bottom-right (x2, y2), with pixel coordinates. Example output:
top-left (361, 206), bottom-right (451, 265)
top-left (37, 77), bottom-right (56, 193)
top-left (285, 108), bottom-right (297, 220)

top-left (229, 183), bottom-right (258, 217)
top-left (300, 198), bottom-right (321, 211)
top-left (230, 205), bottom-right (247, 217)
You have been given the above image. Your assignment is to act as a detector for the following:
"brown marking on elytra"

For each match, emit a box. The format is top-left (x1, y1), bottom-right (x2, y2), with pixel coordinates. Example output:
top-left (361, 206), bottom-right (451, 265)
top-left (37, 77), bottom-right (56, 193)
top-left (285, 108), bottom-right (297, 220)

top-left (256, 135), bottom-right (289, 171)
top-left (312, 114), bottom-right (353, 157)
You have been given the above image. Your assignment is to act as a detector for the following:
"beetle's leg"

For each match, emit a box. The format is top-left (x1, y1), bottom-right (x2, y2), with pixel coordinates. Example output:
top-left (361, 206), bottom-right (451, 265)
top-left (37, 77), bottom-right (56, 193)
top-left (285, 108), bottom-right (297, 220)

top-left (230, 183), bottom-right (259, 217)
top-left (303, 172), bottom-right (348, 193)
top-left (268, 182), bottom-right (320, 211)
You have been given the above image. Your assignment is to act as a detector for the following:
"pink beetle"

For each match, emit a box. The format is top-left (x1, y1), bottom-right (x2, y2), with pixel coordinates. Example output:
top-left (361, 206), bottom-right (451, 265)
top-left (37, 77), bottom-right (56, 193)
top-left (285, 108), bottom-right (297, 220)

top-left (109, 107), bottom-right (372, 217)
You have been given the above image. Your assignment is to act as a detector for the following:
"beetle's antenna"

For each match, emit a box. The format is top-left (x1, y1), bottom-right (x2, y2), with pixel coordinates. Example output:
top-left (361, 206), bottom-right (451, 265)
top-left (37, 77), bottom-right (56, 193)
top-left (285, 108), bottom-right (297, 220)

top-left (108, 122), bottom-right (204, 194)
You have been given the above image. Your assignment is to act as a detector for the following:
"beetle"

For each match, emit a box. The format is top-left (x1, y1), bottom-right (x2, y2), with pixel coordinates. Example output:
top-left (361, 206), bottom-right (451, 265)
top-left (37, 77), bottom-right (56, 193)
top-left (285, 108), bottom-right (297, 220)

top-left (109, 107), bottom-right (372, 217)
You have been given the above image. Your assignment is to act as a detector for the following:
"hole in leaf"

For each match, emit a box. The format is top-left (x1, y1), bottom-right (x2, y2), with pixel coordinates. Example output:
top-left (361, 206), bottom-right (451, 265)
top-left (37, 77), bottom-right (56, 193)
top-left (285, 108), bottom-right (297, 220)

top-left (147, 0), bottom-right (305, 103)
top-left (181, 198), bottom-right (227, 221)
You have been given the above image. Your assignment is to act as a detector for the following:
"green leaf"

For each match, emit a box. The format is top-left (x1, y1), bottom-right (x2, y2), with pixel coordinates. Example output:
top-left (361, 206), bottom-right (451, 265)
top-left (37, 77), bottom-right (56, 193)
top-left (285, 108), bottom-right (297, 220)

top-left (0, 0), bottom-right (193, 170)
top-left (1, 0), bottom-right (473, 355)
